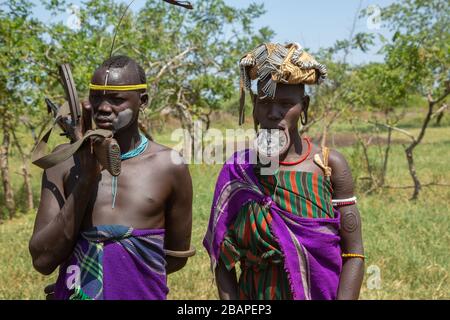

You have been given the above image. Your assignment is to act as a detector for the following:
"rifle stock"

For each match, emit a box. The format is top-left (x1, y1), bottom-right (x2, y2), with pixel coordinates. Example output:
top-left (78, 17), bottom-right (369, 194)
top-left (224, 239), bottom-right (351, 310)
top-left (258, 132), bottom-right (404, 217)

top-left (93, 138), bottom-right (122, 176)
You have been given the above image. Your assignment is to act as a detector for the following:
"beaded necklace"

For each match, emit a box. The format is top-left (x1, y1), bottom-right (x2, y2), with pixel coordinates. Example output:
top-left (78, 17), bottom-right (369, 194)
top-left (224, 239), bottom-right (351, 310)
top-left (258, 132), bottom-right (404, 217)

top-left (111, 133), bottom-right (149, 208)
top-left (279, 137), bottom-right (311, 166)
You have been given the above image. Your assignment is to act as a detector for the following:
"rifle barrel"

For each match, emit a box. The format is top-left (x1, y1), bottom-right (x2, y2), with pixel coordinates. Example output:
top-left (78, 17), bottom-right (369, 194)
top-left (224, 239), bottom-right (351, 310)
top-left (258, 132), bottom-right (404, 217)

top-left (58, 64), bottom-right (81, 127)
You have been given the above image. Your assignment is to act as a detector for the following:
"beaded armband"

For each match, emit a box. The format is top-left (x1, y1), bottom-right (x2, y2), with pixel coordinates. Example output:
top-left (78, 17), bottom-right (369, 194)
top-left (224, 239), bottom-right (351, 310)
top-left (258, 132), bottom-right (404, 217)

top-left (342, 253), bottom-right (365, 260)
top-left (332, 196), bottom-right (357, 207)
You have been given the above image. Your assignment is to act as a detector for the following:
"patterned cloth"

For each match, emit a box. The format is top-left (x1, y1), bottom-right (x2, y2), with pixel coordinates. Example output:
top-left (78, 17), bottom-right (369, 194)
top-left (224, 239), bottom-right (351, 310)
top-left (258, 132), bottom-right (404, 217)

top-left (54, 225), bottom-right (168, 300)
top-left (220, 201), bottom-right (291, 299)
top-left (204, 150), bottom-right (342, 300)
top-left (220, 170), bottom-right (335, 299)
top-left (259, 171), bottom-right (334, 219)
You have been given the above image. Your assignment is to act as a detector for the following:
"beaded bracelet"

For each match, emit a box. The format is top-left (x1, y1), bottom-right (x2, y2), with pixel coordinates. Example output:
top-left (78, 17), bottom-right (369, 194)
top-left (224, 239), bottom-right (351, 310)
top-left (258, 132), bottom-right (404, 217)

top-left (342, 253), bottom-right (365, 260)
top-left (332, 196), bottom-right (357, 207)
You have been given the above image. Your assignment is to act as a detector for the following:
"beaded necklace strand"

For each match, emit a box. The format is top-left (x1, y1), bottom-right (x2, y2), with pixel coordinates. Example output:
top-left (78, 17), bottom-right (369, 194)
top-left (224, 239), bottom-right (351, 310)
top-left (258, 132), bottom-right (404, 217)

top-left (111, 133), bottom-right (149, 208)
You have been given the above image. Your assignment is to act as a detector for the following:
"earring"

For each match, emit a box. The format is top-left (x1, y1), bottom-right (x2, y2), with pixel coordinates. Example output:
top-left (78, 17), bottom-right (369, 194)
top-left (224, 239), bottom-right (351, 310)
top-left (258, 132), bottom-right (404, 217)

top-left (300, 111), bottom-right (308, 126)
top-left (300, 111), bottom-right (307, 126)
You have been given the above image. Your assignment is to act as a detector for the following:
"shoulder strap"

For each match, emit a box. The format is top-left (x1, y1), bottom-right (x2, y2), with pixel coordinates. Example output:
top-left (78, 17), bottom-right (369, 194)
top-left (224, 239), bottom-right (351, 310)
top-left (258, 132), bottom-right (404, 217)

top-left (31, 129), bottom-right (113, 170)
top-left (31, 100), bottom-right (115, 170)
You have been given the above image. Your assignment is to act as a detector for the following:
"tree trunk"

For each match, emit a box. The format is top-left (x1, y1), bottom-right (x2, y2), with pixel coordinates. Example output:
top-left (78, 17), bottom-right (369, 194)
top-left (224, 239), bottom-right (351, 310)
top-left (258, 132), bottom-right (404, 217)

top-left (0, 128), bottom-right (16, 218)
top-left (405, 147), bottom-right (421, 200)
top-left (379, 127), bottom-right (392, 187)
top-left (175, 102), bottom-right (195, 160)
top-left (350, 120), bottom-right (375, 192)
top-left (11, 129), bottom-right (34, 212)
top-left (435, 111), bottom-right (444, 126)
top-left (22, 165), bottom-right (34, 212)
top-left (403, 92), bottom-right (443, 200)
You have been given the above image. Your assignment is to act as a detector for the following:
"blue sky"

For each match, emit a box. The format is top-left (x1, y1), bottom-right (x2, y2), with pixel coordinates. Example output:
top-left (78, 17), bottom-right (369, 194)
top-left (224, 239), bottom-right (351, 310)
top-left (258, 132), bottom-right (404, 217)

top-left (30, 0), bottom-right (397, 65)
top-left (226, 0), bottom-right (396, 64)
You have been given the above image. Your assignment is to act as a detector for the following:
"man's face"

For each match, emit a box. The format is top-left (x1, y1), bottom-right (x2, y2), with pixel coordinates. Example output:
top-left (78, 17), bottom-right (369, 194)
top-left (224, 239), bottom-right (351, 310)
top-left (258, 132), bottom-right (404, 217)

top-left (254, 82), bottom-right (307, 132)
top-left (89, 66), bottom-right (147, 131)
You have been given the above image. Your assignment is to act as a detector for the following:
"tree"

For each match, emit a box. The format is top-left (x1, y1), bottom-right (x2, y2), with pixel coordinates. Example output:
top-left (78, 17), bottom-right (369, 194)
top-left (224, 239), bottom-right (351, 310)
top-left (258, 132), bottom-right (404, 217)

top-left (368, 0), bottom-right (450, 199)
top-left (304, 0), bottom-right (375, 144)
top-left (0, 0), bottom-right (273, 218)
top-left (39, 0), bottom-right (273, 146)
top-left (0, 0), bottom-right (49, 217)
top-left (340, 62), bottom-right (410, 192)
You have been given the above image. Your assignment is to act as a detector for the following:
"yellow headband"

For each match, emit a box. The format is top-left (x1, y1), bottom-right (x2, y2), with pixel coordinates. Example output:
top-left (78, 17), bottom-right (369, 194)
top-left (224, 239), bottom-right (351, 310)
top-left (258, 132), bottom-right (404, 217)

top-left (89, 83), bottom-right (147, 91)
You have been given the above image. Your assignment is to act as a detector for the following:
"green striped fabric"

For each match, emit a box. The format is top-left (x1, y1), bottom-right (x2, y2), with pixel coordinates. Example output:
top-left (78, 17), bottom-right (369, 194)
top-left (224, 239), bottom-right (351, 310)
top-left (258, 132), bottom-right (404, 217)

top-left (259, 170), bottom-right (334, 219)
top-left (220, 170), bottom-right (334, 300)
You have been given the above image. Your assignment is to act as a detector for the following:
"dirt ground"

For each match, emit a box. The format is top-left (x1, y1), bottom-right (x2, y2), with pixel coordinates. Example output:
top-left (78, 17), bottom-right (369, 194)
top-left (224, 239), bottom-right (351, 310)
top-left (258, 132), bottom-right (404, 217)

top-left (309, 132), bottom-right (409, 148)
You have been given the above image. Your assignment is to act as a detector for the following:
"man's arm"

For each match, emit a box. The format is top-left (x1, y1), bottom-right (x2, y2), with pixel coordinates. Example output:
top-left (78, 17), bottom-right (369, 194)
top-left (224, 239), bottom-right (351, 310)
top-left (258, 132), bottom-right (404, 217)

top-left (29, 144), bottom-right (100, 275)
top-left (329, 149), bottom-right (365, 300)
top-left (164, 152), bottom-right (193, 274)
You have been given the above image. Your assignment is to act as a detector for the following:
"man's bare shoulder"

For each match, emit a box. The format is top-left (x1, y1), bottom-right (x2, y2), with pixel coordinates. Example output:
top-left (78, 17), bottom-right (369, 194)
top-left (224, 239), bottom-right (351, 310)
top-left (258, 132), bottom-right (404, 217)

top-left (145, 141), bottom-right (189, 177)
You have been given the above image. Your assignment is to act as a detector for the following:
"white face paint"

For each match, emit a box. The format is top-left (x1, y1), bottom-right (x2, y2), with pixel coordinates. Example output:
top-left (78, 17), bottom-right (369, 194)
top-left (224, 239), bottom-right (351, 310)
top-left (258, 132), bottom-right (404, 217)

top-left (112, 108), bottom-right (134, 134)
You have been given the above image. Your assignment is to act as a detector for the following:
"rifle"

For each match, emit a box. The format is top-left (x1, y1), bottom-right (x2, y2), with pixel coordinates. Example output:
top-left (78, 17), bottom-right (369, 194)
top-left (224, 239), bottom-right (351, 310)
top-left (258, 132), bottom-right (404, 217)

top-left (45, 97), bottom-right (72, 139)
top-left (58, 64), bottom-right (81, 141)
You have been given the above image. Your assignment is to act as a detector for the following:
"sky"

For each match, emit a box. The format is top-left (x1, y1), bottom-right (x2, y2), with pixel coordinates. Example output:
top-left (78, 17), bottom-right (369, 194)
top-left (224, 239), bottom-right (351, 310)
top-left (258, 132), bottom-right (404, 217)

top-left (29, 0), bottom-right (397, 65)
top-left (226, 0), bottom-right (396, 64)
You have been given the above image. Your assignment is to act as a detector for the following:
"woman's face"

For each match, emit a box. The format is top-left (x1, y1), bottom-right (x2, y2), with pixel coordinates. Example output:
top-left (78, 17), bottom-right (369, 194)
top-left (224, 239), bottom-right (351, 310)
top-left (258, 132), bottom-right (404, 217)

top-left (254, 82), bottom-right (307, 133)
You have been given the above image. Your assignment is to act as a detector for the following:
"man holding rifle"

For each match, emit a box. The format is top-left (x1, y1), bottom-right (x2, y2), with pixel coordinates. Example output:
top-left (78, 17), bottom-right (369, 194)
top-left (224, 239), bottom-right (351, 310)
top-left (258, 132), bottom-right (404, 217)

top-left (29, 55), bottom-right (194, 300)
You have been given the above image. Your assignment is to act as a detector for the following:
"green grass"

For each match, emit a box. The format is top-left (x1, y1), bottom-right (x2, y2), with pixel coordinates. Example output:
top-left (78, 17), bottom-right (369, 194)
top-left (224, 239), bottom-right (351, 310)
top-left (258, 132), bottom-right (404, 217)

top-left (0, 113), bottom-right (449, 300)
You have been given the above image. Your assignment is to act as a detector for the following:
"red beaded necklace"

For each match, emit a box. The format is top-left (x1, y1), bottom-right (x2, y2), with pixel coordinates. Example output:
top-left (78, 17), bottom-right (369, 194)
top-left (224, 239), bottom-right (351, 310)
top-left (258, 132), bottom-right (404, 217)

top-left (279, 137), bottom-right (312, 166)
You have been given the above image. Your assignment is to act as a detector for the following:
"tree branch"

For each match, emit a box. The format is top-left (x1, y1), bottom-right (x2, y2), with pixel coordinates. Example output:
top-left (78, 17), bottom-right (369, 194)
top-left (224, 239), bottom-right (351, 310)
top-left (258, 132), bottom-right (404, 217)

top-left (431, 103), bottom-right (448, 119)
top-left (429, 83), bottom-right (450, 106)
top-left (367, 120), bottom-right (416, 143)
top-left (152, 47), bottom-right (196, 84)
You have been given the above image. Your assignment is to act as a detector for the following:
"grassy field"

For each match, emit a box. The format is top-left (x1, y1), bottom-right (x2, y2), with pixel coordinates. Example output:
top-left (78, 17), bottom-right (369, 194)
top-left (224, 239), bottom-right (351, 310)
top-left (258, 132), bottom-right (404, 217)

top-left (0, 112), bottom-right (449, 300)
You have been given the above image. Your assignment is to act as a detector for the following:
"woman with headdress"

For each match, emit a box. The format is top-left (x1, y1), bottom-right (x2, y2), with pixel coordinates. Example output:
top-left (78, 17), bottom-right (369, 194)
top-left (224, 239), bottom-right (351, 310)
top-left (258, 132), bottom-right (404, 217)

top-left (204, 43), bottom-right (365, 300)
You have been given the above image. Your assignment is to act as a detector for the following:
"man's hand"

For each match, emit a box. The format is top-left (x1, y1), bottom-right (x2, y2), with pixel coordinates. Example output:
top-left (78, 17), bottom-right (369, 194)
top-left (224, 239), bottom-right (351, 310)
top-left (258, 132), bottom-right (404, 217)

top-left (77, 141), bottom-right (102, 181)
top-left (76, 100), bottom-right (102, 180)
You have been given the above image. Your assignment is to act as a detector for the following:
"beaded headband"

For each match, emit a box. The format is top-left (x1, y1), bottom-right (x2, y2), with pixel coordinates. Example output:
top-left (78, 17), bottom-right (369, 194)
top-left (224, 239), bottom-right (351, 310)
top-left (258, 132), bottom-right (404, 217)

top-left (89, 83), bottom-right (148, 91)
